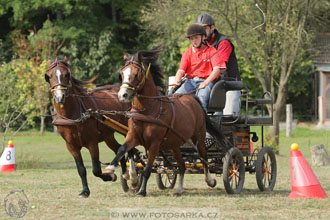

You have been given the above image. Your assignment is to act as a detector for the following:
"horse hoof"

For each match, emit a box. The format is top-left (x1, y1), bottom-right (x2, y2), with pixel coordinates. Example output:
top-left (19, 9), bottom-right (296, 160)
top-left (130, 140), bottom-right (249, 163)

top-left (173, 192), bottom-right (182, 197)
top-left (131, 183), bottom-right (138, 189)
top-left (207, 179), bottom-right (217, 188)
top-left (103, 172), bottom-right (117, 182)
top-left (122, 172), bottom-right (130, 180)
top-left (112, 174), bottom-right (117, 182)
top-left (130, 178), bottom-right (138, 189)
top-left (78, 191), bottom-right (90, 198)
top-left (173, 188), bottom-right (184, 197)
top-left (136, 191), bottom-right (146, 197)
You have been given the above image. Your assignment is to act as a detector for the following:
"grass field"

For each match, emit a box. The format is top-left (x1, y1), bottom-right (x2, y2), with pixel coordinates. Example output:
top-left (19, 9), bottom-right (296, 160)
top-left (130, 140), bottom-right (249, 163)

top-left (0, 126), bottom-right (329, 220)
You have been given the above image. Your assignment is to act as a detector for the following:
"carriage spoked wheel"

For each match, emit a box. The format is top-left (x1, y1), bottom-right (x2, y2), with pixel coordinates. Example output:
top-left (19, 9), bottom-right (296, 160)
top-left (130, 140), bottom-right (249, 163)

top-left (255, 146), bottom-right (277, 191)
top-left (155, 172), bottom-right (177, 190)
top-left (223, 147), bottom-right (245, 194)
top-left (120, 165), bottom-right (143, 193)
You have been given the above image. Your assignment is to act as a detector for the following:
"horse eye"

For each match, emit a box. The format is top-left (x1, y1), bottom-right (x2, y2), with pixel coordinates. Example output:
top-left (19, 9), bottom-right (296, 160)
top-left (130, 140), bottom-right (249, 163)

top-left (65, 72), bottom-right (70, 78)
top-left (134, 73), bottom-right (138, 80)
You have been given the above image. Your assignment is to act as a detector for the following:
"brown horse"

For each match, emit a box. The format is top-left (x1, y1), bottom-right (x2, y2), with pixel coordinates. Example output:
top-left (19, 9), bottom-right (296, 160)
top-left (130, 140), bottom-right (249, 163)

top-left (105, 48), bottom-right (224, 196)
top-left (45, 57), bottom-right (131, 198)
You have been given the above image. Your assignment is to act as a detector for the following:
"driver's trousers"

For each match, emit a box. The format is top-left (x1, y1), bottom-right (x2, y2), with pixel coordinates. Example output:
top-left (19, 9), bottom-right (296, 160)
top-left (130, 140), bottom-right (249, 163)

top-left (175, 77), bottom-right (214, 111)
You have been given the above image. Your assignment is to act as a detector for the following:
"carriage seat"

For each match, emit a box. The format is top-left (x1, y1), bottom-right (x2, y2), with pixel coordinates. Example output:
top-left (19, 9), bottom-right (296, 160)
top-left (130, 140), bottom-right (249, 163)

top-left (207, 80), bottom-right (244, 113)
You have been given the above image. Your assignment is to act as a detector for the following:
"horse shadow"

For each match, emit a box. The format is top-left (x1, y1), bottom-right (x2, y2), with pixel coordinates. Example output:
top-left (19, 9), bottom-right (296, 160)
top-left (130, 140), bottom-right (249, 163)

top-left (121, 187), bottom-right (291, 198)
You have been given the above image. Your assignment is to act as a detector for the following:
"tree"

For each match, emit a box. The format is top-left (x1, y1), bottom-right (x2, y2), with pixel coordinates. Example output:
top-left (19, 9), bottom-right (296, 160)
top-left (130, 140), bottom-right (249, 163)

top-left (0, 0), bottom-right (151, 132)
top-left (143, 0), bottom-right (325, 145)
top-left (214, 0), bottom-right (318, 144)
top-left (11, 22), bottom-right (58, 135)
top-left (0, 0), bottom-right (151, 83)
top-left (0, 59), bottom-right (37, 148)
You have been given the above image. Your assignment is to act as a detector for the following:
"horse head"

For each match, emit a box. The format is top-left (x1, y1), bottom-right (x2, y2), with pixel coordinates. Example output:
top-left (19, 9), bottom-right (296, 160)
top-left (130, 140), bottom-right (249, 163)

top-left (118, 47), bottom-right (164, 103)
top-left (45, 57), bottom-right (72, 104)
top-left (118, 52), bottom-right (148, 102)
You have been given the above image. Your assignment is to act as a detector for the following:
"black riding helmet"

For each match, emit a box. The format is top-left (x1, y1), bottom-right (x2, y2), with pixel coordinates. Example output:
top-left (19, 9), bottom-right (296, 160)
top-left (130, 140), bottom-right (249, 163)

top-left (186, 23), bottom-right (207, 38)
top-left (195, 13), bottom-right (215, 26)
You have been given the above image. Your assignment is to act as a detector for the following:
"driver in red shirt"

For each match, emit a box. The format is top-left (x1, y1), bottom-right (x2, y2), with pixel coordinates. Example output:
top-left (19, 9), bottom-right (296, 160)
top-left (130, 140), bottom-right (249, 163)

top-left (174, 23), bottom-right (226, 110)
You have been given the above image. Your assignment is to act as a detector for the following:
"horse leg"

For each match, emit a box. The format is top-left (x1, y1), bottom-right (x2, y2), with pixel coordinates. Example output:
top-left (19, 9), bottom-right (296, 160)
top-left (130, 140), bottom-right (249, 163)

top-left (170, 147), bottom-right (185, 196)
top-left (196, 140), bottom-right (217, 188)
top-left (73, 157), bottom-right (90, 198)
top-left (88, 144), bottom-right (117, 182)
top-left (103, 135), bottom-right (128, 180)
top-left (137, 144), bottom-right (159, 197)
top-left (127, 150), bottom-right (139, 188)
top-left (105, 136), bottom-right (138, 174)
top-left (66, 143), bottom-right (90, 198)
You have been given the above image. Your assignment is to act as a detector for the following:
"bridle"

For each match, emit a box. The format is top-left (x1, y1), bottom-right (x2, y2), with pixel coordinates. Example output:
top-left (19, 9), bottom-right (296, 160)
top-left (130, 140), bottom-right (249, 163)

top-left (119, 57), bottom-right (151, 93)
top-left (46, 59), bottom-right (72, 94)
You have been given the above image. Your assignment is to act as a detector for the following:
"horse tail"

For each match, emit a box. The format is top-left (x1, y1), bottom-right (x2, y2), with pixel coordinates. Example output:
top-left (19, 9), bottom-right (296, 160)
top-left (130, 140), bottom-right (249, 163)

top-left (192, 96), bottom-right (230, 150)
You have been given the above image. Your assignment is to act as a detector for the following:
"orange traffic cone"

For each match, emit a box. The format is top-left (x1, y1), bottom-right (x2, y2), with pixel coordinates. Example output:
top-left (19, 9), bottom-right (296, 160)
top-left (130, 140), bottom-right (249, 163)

top-left (0, 140), bottom-right (16, 172)
top-left (288, 143), bottom-right (327, 198)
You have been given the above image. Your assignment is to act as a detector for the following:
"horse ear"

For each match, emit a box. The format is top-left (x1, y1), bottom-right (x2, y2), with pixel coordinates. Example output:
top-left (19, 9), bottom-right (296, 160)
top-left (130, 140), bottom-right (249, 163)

top-left (123, 53), bottom-right (129, 60)
top-left (136, 51), bottom-right (142, 62)
top-left (118, 72), bottom-right (122, 81)
top-left (63, 56), bottom-right (68, 62)
top-left (48, 59), bottom-right (52, 66)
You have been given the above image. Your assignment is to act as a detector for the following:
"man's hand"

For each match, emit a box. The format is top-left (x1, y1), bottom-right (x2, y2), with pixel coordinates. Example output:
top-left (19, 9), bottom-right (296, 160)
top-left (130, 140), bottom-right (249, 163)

top-left (198, 68), bottom-right (221, 90)
top-left (173, 80), bottom-right (181, 88)
top-left (198, 81), bottom-right (208, 89)
top-left (174, 70), bottom-right (185, 87)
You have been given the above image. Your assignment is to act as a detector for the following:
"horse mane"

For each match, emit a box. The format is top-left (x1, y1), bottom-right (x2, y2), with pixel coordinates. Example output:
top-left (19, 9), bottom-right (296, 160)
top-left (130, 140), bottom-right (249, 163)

top-left (71, 75), bottom-right (97, 92)
top-left (126, 47), bottom-right (165, 90)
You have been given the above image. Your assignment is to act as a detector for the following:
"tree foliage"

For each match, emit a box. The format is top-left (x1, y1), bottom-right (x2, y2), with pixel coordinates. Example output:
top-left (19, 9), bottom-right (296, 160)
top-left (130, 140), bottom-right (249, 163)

top-left (142, 0), bottom-right (327, 145)
top-left (0, 0), bottom-right (328, 143)
top-left (0, 0), bottom-right (149, 134)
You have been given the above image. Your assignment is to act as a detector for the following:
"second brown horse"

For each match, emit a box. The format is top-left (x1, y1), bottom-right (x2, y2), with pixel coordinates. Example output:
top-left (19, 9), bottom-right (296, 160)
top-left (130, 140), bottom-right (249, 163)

top-left (45, 58), bottom-right (132, 198)
top-left (105, 48), bottom-right (224, 196)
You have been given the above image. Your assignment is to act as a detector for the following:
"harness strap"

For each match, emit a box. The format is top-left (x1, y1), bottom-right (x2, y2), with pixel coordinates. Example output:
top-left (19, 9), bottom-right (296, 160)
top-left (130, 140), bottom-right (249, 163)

top-left (51, 87), bottom-right (68, 93)
top-left (159, 100), bottom-right (176, 146)
top-left (125, 111), bottom-right (188, 144)
top-left (52, 118), bottom-right (77, 126)
top-left (52, 93), bottom-right (91, 125)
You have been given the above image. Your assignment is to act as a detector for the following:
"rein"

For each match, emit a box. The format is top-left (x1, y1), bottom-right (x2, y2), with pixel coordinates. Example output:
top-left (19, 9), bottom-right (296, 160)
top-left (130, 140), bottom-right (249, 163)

top-left (136, 89), bottom-right (197, 99)
top-left (52, 95), bottom-right (91, 126)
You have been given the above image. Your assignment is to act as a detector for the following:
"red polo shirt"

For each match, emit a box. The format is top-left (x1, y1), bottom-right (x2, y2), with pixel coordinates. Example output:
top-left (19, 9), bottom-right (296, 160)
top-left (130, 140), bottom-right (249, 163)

top-left (209, 38), bottom-right (232, 65)
top-left (179, 45), bottom-right (226, 79)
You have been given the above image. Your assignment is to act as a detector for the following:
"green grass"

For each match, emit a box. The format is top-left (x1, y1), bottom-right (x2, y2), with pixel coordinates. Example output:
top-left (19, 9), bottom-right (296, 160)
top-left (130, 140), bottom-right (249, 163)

top-left (0, 127), bottom-right (329, 220)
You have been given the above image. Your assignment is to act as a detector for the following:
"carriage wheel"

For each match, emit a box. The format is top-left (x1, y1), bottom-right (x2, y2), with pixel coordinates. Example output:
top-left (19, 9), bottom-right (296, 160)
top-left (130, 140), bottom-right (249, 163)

top-left (223, 147), bottom-right (245, 194)
top-left (256, 146), bottom-right (277, 191)
top-left (120, 168), bottom-right (143, 193)
top-left (155, 173), bottom-right (177, 190)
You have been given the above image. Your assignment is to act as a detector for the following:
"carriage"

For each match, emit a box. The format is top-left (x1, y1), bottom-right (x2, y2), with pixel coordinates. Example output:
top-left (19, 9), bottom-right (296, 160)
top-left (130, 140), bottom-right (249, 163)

top-left (46, 53), bottom-right (276, 197)
top-left (118, 79), bottom-right (277, 195)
